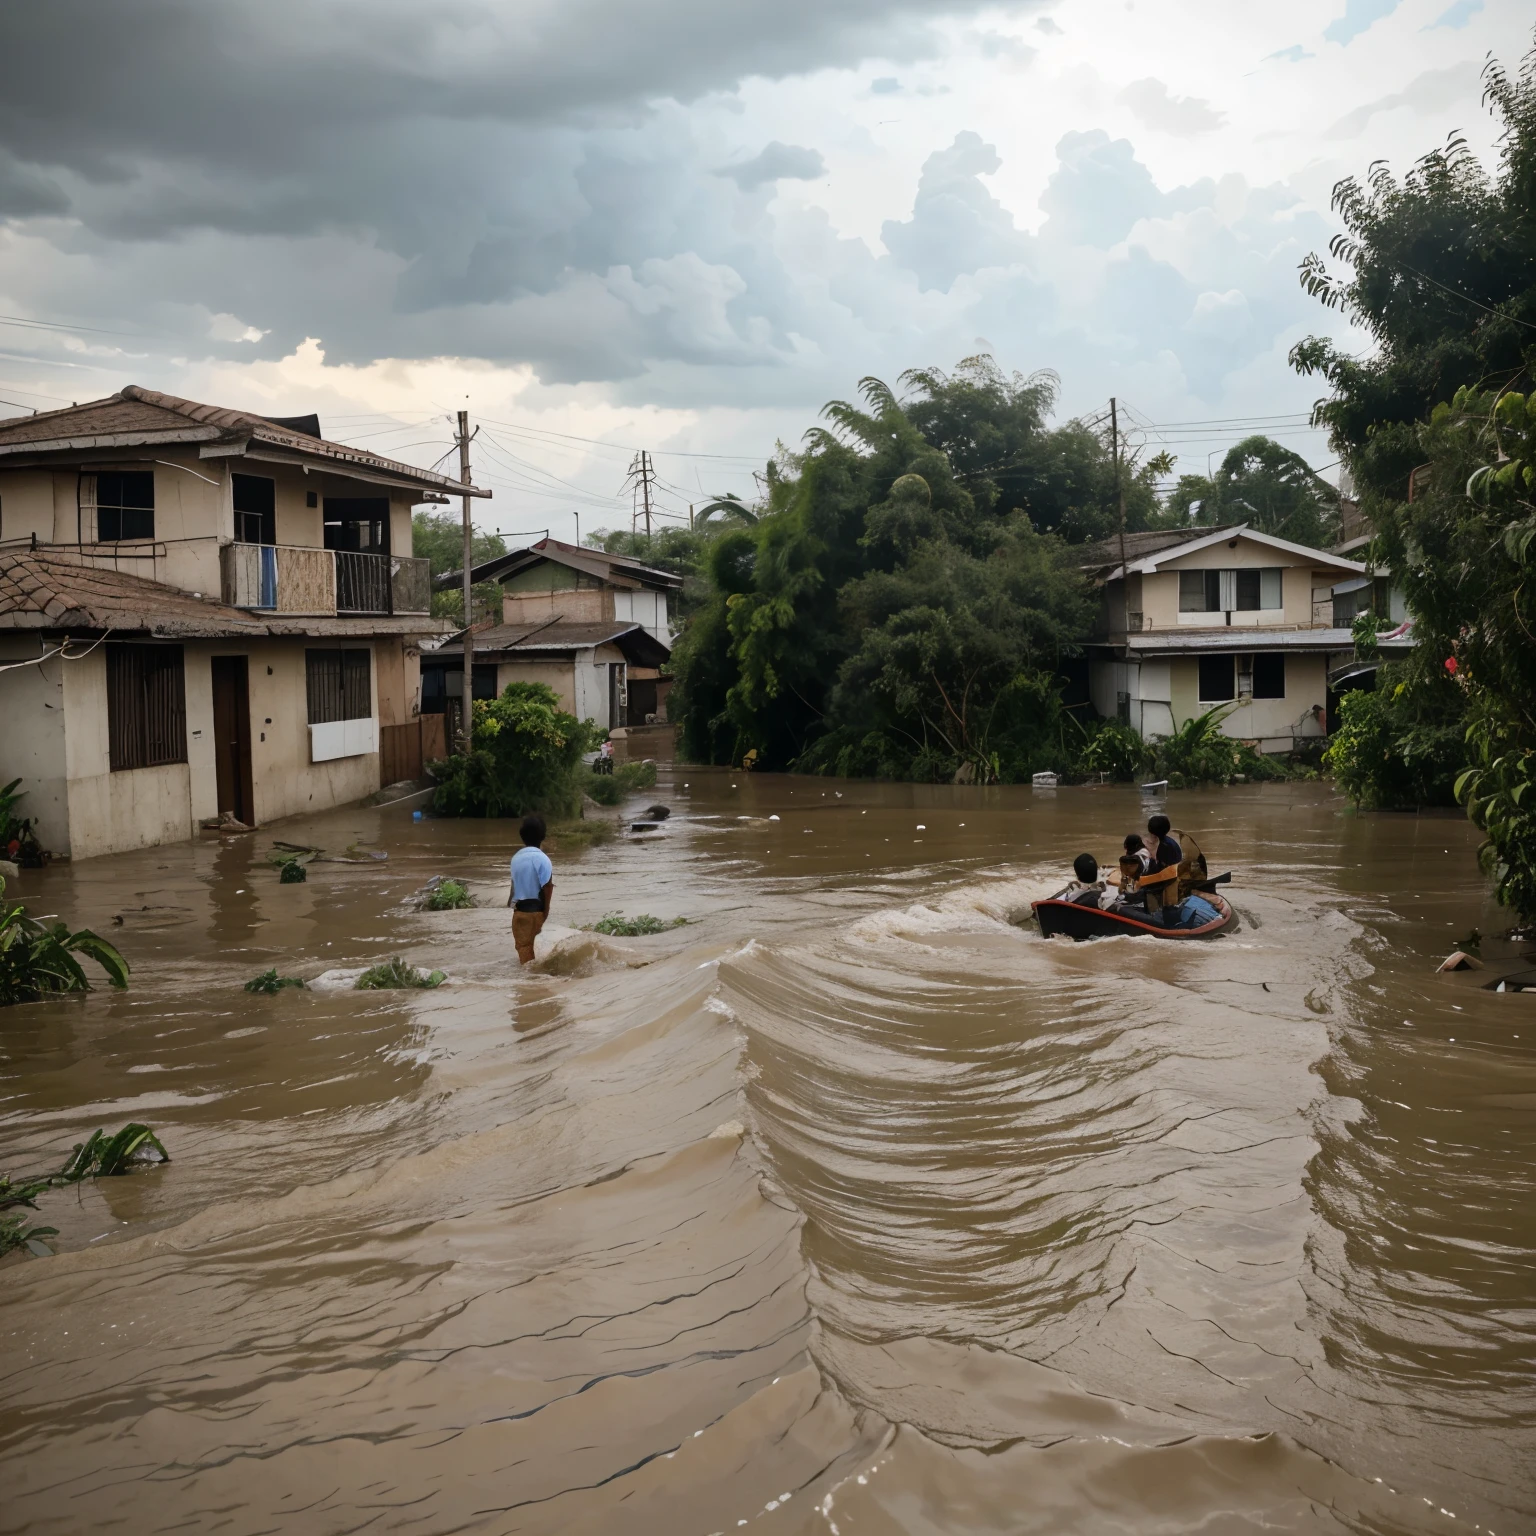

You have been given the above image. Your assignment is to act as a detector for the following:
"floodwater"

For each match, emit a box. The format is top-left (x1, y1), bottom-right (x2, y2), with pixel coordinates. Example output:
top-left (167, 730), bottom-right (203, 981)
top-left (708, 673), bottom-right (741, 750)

top-left (2, 770), bottom-right (1533, 1536)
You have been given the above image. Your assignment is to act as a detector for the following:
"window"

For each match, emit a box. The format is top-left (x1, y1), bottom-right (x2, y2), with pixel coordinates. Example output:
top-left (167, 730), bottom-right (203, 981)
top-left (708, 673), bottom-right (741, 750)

top-left (1180, 570), bottom-right (1219, 612)
top-left (107, 644), bottom-right (186, 770)
top-left (1179, 567), bottom-right (1284, 613)
top-left (232, 473), bottom-right (276, 545)
top-left (306, 649), bottom-right (372, 723)
top-left (94, 471), bottom-right (155, 541)
top-left (1252, 652), bottom-right (1285, 699)
top-left (323, 497), bottom-right (389, 554)
top-left (1198, 654), bottom-right (1235, 702)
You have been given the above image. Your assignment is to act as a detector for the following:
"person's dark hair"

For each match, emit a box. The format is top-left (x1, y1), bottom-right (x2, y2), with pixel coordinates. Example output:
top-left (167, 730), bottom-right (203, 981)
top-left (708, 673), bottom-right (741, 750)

top-left (1073, 852), bottom-right (1098, 883)
top-left (1123, 833), bottom-right (1145, 854)
top-left (1147, 813), bottom-right (1171, 837)
top-left (519, 813), bottom-right (547, 847)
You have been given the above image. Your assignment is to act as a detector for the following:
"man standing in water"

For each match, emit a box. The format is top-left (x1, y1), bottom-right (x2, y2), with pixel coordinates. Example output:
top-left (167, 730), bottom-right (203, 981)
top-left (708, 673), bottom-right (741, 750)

top-left (510, 814), bottom-right (554, 964)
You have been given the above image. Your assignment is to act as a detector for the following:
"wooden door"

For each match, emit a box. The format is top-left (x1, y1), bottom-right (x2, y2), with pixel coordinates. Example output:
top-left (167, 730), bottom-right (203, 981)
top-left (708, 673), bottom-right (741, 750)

top-left (211, 656), bottom-right (254, 824)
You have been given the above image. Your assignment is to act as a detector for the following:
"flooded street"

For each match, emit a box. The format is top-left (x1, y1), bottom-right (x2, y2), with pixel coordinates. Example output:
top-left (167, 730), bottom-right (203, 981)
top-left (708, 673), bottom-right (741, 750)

top-left (2, 770), bottom-right (1533, 1535)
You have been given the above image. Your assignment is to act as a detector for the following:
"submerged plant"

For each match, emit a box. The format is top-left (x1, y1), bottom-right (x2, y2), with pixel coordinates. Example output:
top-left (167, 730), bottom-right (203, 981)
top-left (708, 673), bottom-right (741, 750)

top-left (423, 879), bottom-right (474, 911)
top-left (2, 1122), bottom-right (169, 1258)
top-left (584, 759), bottom-right (660, 807)
top-left (355, 956), bottom-right (446, 990)
top-left (588, 913), bottom-right (688, 937)
top-left (244, 968), bottom-right (306, 994)
top-left (0, 875), bottom-right (130, 1007)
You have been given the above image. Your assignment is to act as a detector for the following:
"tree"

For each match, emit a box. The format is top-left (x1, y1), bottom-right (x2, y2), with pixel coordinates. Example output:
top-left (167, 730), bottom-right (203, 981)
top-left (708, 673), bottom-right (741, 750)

top-left (1292, 36), bottom-right (1536, 909)
top-left (412, 510), bottom-right (507, 625)
top-left (670, 360), bottom-right (1104, 775)
top-left (1162, 436), bottom-right (1341, 547)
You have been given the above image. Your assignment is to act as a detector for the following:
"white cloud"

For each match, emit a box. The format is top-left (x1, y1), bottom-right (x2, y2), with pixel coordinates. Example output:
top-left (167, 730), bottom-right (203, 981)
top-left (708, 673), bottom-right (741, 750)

top-left (1120, 78), bottom-right (1226, 136)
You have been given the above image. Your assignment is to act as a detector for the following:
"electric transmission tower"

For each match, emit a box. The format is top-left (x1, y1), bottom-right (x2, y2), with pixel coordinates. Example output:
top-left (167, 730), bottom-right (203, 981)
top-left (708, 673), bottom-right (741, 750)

top-left (624, 450), bottom-right (656, 535)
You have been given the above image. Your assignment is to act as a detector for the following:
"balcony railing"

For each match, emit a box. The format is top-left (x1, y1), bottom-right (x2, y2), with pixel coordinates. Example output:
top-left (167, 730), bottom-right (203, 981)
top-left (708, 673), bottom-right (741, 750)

top-left (221, 543), bottom-right (430, 616)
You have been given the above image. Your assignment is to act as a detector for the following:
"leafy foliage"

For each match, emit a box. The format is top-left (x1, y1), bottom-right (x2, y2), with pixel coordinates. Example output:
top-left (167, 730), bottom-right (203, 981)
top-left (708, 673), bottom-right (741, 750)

top-left (1080, 720), bottom-right (1154, 782)
top-left (672, 357), bottom-right (1122, 776)
top-left (2, 1123), bottom-right (169, 1258)
top-left (244, 968), bottom-right (306, 993)
top-left (1325, 670), bottom-right (1464, 810)
top-left (355, 957), bottom-right (446, 989)
top-left (422, 878), bottom-right (474, 911)
top-left (1292, 38), bottom-right (1536, 909)
top-left (1163, 435), bottom-right (1341, 547)
top-left (588, 913), bottom-right (688, 936)
top-left (429, 682), bottom-right (596, 819)
top-left (0, 876), bottom-right (130, 1006)
top-left (413, 510), bottom-right (508, 625)
top-left (1153, 706), bottom-right (1287, 788)
top-left (583, 759), bottom-right (659, 806)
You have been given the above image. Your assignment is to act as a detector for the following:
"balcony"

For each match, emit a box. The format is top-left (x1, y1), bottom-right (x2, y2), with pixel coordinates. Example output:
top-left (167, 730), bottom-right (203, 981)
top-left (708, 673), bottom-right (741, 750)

top-left (221, 543), bottom-right (431, 616)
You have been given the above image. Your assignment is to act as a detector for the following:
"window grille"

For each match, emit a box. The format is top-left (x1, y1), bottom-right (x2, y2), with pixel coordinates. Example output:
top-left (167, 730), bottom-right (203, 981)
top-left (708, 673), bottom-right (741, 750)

top-left (107, 644), bottom-right (186, 770)
top-left (305, 648), bottom-right (372, 724)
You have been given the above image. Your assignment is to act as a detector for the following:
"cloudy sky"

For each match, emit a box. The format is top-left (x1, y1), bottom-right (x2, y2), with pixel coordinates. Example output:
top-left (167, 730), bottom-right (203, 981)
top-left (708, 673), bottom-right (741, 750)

top-left (0, 0), bottom-right (1528, 539)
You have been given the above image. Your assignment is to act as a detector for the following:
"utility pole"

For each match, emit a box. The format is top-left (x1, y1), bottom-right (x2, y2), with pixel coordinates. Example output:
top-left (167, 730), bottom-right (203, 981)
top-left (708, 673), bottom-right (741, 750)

top-left (625, 450), bottom-right (655, 535)
top-left (1110, 396), bottom-right (1128, 597)
top-left (457, 409), bottom-right (475, 753)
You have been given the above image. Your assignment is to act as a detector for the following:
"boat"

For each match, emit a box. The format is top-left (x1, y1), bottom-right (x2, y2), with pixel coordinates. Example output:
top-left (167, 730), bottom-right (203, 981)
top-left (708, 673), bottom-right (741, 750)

top-left (1033, 885), bottom-right (1236, 941)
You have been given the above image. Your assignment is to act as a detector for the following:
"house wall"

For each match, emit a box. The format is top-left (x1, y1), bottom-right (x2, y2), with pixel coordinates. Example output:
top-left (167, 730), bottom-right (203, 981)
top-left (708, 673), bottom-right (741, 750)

top-left (1137, 537), bottom-right (1349, 633)
top-left (62, 647), bottom-right (199, 859)
top-left (0, 470), bottom-right (56, 544)
top-left (501, 587), bottom-right (613, 627)
top-left (494, 659), bottom-right (578, 716)
top-left (2, 634), bottom-right (401, 860)
top-left (1169, 653), bottom-right (1330, 751)
top-left (0, 635), bottom-right (69, 855)
top-left (612, 588), bottom-right (672, 644)
top-left (1086, 657), bottom-right (1174, 739)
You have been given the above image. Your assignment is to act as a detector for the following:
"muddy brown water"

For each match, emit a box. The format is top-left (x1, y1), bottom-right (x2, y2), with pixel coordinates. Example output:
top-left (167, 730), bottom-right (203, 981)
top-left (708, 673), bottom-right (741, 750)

top-left (2, 772), bottom-right (1533, 1535)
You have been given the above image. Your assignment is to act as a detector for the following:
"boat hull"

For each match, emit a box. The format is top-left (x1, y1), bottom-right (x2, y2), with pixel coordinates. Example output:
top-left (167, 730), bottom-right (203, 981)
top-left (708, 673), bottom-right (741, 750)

top-left (1033, 892), bottom-right (1235, 941)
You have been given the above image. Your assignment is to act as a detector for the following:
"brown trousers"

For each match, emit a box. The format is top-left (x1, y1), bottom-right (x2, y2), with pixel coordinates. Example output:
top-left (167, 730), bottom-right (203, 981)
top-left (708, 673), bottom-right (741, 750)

top-left (512, 908), bottom-right (546, 964)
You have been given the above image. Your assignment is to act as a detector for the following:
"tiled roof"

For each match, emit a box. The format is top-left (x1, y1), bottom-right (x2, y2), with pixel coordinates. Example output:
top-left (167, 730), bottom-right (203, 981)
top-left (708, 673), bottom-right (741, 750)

top-left (427, 617), bottom-right (671, 665)
top-left (0, 550), bottom-right (450, 639)
top-left (0, 550), bottom-right (264, 636)
top-left (0, 385), bottom-right (490, 499)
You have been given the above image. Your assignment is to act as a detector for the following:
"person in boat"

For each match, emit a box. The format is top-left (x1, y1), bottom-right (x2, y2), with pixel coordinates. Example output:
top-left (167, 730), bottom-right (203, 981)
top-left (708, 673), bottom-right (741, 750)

top-left (1062, 852), bottom-right (1116, 908)
top-left (1118, 833), bottom-right (1151, 890)
top-left (1137, 814), bottom-right (1184, 921)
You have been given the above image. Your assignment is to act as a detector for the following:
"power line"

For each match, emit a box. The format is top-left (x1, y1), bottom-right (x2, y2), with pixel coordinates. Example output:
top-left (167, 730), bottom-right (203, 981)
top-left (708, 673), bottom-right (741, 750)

top-left (623, 450), bottom-right (657, 535)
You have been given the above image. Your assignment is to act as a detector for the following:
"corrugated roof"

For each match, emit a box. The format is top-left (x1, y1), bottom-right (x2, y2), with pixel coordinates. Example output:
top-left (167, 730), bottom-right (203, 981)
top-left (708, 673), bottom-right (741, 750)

top-left (0, 386), bottom-right (491, 499)
top-left (1123, 627), bottom-right (1356, 655)
top-left (443, 536), bottom-right (683, 590)
top-left (1076, 527), bottom-right (1230, 570)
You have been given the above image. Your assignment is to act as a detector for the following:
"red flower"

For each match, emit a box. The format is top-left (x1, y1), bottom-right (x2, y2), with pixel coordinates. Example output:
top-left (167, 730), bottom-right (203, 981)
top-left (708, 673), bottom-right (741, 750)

top-left (1445, 656), bottom-right (1458, 675)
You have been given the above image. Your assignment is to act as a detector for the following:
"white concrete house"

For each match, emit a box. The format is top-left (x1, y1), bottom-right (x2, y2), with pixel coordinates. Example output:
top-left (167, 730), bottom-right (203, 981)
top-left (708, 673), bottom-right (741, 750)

top-left (0, 386), bottom-right (487, 860)
top-left (1080, 524), bottom-right (1367, 751)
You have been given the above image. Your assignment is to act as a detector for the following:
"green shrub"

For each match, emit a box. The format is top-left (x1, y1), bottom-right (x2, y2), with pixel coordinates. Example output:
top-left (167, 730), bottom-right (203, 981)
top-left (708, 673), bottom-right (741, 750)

top-left (244, 968), bottom-right (305, 993)
top-left (584, 759), bottom-right (659, 805)
top-left (355, 956), bottom-right (446, 989)
top-left (1325, 669), bottom-right (1462, 810)
top-left (588, 913), bottom-right (688, 936)
top-left (0, 875), bottom-right (129, 1007)
top-left (1154, 705), bottom-right (1287, 787)
top-left (423, 878), bottom-right (474, 910)
top-left (430, 683), bottom-right (597, 819)
top-left (1079, 720), bottom-right (1153, 782)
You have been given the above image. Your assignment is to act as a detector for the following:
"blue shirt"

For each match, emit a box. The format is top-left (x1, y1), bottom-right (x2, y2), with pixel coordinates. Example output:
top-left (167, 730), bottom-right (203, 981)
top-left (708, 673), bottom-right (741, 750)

top-left (510, 846), bottom-right (553, 902)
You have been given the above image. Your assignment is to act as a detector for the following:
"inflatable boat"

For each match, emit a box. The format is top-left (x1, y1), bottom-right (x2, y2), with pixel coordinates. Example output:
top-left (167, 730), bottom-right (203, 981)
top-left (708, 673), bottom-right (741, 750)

top-left (1033, 886), bottom-right (1236, 941)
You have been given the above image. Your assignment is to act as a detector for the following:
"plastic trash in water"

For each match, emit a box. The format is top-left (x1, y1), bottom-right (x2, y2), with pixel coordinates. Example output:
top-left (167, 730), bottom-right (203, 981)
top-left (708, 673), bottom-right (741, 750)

top-left (413, 810), bottom-right (423, 821)
top-left (1032, 772), bottom-right (1058, 788)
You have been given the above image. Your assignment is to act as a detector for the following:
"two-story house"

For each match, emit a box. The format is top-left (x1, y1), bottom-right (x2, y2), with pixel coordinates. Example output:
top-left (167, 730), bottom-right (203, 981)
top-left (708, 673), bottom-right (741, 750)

top-left (424, 539), bottom-right (680, 731)
top-left (1080, 524), bottom-right (1365, 751)
top-left (0, 385), bottom-right (489, 860)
